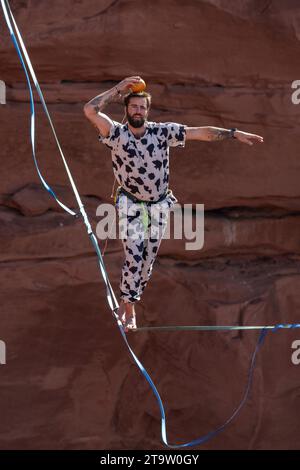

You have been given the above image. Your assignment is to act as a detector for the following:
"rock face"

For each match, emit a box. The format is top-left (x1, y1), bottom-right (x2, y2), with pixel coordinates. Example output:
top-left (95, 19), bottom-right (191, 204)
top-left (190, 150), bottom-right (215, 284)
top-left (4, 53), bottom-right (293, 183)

top-left (0, 0), bottom-right (300, 450)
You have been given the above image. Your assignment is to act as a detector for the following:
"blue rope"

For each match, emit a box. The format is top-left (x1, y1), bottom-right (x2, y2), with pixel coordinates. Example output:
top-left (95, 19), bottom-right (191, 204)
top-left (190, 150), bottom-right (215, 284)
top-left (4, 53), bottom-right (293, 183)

top-left (1, 0), bottom-right (119, 316)
top-left (10, 31), bottom-right (76, 216)
top-left (2, 0), bottom-right (300, 449)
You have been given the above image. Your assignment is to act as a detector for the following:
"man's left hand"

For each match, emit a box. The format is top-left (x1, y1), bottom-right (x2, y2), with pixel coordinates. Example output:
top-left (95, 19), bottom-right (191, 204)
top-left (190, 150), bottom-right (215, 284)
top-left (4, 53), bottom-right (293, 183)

top-left (234, 130), bottom-right (264, 146)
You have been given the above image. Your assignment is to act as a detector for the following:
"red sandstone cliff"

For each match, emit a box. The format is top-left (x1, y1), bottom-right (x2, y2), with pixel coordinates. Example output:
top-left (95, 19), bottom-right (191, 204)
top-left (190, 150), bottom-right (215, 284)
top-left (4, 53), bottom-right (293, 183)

top-left (0, 0), bottom-right (300, 450)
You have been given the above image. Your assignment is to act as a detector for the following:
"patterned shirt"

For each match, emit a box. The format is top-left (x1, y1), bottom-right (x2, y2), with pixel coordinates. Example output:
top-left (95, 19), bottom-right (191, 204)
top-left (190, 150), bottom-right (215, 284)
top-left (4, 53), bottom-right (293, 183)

top-left (98, 120), bottom-right (186, 202)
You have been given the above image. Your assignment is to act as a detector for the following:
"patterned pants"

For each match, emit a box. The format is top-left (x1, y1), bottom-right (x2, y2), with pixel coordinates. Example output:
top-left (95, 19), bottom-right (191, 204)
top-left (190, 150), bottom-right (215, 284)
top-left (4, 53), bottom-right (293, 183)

top-left (116, 193), bottom-right (174, 303)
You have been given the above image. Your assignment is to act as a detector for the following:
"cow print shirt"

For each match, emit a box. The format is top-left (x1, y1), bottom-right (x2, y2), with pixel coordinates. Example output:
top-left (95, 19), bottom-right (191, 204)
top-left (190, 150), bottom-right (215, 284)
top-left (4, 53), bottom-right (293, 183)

top-left (98, 120), bottom-right (187, 202)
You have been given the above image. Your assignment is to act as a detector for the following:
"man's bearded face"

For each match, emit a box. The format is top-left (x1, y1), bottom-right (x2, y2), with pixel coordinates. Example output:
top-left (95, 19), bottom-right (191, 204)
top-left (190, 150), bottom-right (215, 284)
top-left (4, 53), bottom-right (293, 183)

top-left (126, 97), bottom-right (149, 128)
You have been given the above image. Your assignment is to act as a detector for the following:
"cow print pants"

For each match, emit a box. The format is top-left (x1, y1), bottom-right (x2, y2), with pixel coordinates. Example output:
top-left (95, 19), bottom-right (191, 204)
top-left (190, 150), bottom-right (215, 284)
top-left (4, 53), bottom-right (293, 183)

top-left (116, 193), bottom-right (172, 304)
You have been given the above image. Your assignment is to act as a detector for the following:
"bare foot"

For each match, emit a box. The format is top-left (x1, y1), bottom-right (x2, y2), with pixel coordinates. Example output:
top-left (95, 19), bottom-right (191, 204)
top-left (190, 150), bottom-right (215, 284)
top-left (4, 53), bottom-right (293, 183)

top-left (121, 301), bottom-right (137, 332)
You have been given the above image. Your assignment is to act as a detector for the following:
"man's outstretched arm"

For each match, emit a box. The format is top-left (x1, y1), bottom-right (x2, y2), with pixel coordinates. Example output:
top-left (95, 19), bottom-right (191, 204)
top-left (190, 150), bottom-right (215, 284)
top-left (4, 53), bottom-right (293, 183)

top-left (83, 76), bottom-right (143, 137)
top-left (186, 127), bottom-right (264, 146)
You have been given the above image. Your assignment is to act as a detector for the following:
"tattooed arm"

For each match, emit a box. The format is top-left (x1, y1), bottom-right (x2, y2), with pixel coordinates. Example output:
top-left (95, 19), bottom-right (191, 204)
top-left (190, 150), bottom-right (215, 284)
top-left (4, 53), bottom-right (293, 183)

top-left (83, 76), bottom-right (144, 137)
top-left (83, 87), bottom-right (119, 137)
top-left (186, 126), bottom-right (264, 146)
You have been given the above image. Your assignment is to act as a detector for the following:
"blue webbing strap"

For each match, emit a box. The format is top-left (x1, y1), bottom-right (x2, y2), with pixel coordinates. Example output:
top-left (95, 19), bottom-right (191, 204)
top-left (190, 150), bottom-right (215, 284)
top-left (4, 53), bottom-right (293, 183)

top-left (2, 0), bottom-right (300, 448)
top-left (1, 0), bottom-right (119, 317)
top-left (2, 1), bottom-right (76, 216)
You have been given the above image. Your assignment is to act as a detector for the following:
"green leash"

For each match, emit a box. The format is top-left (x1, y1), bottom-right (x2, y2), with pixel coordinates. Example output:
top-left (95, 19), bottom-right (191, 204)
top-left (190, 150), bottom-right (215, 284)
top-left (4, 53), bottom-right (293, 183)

top-left (140, 202), bottom-right (149, 231)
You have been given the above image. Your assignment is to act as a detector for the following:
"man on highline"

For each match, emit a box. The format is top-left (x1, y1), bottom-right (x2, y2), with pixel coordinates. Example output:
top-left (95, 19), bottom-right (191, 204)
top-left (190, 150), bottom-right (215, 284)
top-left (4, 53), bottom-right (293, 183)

top-left (84, 76), bottom-right (263, 331)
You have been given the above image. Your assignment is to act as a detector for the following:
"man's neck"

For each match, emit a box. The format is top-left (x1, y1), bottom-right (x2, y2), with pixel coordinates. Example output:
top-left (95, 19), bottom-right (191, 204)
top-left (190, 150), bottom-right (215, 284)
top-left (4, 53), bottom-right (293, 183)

top-left (127, 122), bottom-right (147, 139)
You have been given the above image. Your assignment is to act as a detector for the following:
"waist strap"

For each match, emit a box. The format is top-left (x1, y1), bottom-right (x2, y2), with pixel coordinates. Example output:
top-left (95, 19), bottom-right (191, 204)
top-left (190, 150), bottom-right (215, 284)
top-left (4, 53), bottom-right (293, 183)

top-left (116, 186), bottom-right (171, 205)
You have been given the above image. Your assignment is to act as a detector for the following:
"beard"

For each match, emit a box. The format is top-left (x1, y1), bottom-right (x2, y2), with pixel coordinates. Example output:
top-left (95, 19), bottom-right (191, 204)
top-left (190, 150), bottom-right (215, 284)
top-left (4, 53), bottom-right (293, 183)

top-left (126, 112), bottom-right (146, 128)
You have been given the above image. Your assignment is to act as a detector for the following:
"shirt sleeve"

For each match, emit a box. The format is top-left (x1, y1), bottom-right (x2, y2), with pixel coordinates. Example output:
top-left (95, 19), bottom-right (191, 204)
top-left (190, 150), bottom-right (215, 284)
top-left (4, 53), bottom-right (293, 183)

top-left (163, 122), bottom-right (187, 148)
top-left (98, 120), bottom-right (122, 150)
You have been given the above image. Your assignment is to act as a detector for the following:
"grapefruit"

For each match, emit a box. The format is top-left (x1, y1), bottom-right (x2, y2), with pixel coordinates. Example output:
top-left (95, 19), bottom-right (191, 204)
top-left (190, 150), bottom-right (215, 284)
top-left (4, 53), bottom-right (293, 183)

top-left (131, 79), bottom-right (146, 93)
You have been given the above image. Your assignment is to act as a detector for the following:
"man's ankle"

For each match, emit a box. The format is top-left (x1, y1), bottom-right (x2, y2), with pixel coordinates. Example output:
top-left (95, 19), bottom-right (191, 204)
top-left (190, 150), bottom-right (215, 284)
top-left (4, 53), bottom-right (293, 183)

top-left (125, 302), bottom-right (136, 315)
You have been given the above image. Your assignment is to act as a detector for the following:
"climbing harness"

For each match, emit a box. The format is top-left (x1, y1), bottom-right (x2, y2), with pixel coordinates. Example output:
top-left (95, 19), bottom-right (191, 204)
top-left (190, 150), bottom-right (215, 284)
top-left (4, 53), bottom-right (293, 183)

top-left (2, 0), bottom-right (300, 448)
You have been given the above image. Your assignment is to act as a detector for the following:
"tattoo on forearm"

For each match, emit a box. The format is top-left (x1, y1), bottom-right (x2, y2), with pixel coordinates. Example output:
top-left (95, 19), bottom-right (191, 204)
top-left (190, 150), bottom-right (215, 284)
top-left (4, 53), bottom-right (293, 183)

top-left (88, 88), bottom-right (119, 114)
top-left (90, 95), bottom-right (110, 113)
top-left (207, 127), bottom-right (232, 141)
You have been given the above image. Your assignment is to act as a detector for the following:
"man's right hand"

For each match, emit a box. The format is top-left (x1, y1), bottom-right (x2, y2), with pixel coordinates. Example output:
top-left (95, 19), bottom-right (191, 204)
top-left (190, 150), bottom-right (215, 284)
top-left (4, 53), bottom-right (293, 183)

top-left (117, 76), bottom-right (144, 93)
top-left (84, 76), bottom-right (144, 137)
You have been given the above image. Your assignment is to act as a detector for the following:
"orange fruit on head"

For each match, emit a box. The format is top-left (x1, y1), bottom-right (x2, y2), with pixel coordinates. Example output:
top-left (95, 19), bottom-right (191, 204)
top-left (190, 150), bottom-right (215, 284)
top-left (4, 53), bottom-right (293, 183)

top-left (131, 79), bottom-right (146, 93)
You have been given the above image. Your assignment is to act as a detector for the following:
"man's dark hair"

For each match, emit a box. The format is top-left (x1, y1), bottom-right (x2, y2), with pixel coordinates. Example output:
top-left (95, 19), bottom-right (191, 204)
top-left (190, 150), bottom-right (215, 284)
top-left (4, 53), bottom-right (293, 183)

top-left (124, 91), bottom-right (152, 109)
